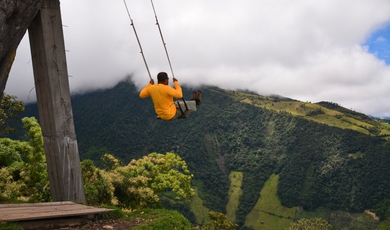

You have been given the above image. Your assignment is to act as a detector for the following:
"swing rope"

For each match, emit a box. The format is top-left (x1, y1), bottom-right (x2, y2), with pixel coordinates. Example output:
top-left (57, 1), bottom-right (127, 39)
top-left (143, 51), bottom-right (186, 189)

top-left (123, 0), bottom-right (189, 115)
top-left (150, 0), bottom-right (189, 114)
top-left (150, 0), bottom-right (175, 79)
top-left (122, 0), bottom-right (152, 80)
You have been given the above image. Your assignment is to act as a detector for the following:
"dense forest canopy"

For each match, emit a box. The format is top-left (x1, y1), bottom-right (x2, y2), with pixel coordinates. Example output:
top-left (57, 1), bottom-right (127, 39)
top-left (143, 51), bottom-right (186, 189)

top-left (12, 77), bottom-right (390, 227)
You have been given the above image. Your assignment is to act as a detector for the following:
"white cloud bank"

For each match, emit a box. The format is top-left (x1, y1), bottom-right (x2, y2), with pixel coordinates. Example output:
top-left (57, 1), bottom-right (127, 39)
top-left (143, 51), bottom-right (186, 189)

top-left (7, 0), bottom-right (390, 117)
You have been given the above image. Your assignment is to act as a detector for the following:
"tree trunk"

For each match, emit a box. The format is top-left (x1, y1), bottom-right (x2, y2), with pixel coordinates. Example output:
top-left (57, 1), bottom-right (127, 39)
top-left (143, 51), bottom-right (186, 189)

top-left (0, 0), bottom-right (45, 101)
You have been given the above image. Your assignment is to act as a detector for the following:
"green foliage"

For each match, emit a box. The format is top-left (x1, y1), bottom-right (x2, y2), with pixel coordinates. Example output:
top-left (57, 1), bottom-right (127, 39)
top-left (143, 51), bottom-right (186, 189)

top-left (0, 117), bottom-right (50, 202)
top-left (0, 222), bottom-right (23, 230)
top-left (79, 152), bottom-right (195, 209)
top-left (286, 218), bottom-right (332, 230)
top-left (15, 79), bottom-right (390, 227)
top-left (94, 205), bottom-right (127, 220)
top-left (201, 211), bottom-right (238, 230)
top-left (20, 117), bottom-right (49, 202)
top-left (294, 207), bottom-right (330, 222)
top-left (81, 159), bottom-right (114, 206)
top-left (129, 209), bottom-right (193, 230)
top-left (316, 101), bottom-right (373, 125)
top-left (372, 199), bottom-right (390, 221)
top-left (111, 152), bottom-right (195, 209)
top-left (1, 114), bottom-right (195, 211)
top-left (329, 211), bottom-right (379, 230)
top-left (0, 93), bottom-right (24, 135)
top-left (306, 108), bottom-right (325, 116)
top-left (102, 153), bottom-right (121, 171)
top-left (160, 194), bottom-right (198, 225)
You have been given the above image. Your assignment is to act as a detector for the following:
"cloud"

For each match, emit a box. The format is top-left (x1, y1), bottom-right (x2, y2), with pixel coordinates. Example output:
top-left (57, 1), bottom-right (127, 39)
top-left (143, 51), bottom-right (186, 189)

top-left (375, 37), bottom-right (387, 43)
top-left (6, 0), bottom-right (390, 117)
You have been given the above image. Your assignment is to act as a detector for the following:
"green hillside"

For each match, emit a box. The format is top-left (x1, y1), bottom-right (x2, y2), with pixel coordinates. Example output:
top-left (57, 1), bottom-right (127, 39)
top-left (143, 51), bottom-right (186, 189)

top-left (228, 90), bottom-right (390, 137)
top-left (18, 77), bottom-right (390, 229)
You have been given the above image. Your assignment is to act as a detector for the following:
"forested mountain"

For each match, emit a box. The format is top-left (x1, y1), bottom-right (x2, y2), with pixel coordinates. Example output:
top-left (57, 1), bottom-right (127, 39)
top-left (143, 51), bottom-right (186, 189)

top-left (19, 76), bottom-right (390, 228)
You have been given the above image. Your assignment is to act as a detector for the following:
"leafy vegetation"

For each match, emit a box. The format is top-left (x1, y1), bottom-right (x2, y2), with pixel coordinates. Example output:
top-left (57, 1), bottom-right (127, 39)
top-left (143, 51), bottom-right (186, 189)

top-left (79, 152), bottom-right (195, 209)
top-left (8, 77), bottom-right (390, 228)
top-left (128, 209), bottom-right (193, 230)
top-left (201, 211), bottom-right (238, 230)
top-left (0, 222), bottom-right (23, 230)
top-left (329, 211), bottom-right (379, 230)
top-left (286, 218), bottom-right (332, 230)
top-left (0, 117), bottom-right (50, 203)
top-left (0, 119), bottom-right (198, 229)
top-left (0, 93), bottom-right (24, 135)
top-left (235, 91), bottom-right (390, 137)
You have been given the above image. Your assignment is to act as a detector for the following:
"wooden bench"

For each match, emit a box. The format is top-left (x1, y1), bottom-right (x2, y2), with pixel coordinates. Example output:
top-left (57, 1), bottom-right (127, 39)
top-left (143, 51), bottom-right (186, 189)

top-left (0, 201), bottom-right (112, 229)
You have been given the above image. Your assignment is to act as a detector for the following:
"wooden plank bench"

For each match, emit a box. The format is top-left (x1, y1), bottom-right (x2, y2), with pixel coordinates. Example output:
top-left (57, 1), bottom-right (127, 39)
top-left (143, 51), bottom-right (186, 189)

top-left (0, 201), bottom-right (112, 229)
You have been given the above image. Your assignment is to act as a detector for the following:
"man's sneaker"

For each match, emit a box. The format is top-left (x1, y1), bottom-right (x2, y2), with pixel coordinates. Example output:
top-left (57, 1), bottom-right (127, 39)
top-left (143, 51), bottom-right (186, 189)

top-left (196, 90), bottom-right (203, 105)
top-left (191, 91), bottom-right (197, 100)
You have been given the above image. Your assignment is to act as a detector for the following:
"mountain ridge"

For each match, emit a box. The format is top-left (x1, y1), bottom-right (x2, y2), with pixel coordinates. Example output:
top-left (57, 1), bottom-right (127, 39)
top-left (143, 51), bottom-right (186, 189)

top-left (17, 76), bottom-right (390, 228)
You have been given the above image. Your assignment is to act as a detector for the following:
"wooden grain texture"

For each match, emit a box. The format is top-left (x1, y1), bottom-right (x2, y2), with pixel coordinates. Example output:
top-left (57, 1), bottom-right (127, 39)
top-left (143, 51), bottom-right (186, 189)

top-left (0, 0), bottom-right (45, 102)
top-left (28, 0), bottom-right (86, 203)
top-left (0, 202), bottom-right (111, 222)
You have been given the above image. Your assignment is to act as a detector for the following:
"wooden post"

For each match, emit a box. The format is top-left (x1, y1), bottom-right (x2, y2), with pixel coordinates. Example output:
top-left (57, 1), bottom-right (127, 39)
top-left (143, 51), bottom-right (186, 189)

top-left (28, 0), bottom-right (86, 203)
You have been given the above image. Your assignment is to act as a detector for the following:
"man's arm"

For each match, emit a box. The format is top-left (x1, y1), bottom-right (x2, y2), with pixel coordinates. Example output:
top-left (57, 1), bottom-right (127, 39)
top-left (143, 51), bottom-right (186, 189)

top-left (139, 80), bottom-right (154, 98)
top-left (170, 78), bottom-right (183, 98)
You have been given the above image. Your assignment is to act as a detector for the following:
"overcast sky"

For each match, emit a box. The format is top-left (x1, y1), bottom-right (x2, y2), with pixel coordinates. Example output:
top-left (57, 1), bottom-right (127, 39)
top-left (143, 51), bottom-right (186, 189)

top-left (6, 0), bottom-right (390, 117)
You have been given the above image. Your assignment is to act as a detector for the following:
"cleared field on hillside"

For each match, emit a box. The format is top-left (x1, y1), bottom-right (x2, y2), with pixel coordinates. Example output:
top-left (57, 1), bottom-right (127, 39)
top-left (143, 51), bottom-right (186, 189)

top-left (226, 171), bottom-right (243, 222)
top-left (245, 174), bottom-right (295, 230)
top-left (190, 188), bottom-right (210, 223)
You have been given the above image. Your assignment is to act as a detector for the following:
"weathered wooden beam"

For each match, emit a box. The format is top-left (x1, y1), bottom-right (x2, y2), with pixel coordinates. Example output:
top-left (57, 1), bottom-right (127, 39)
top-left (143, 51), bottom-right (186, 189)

top-left (28, 0), bottom-right (85, 203)
top-left (0, 0), bottom-right (45, 102)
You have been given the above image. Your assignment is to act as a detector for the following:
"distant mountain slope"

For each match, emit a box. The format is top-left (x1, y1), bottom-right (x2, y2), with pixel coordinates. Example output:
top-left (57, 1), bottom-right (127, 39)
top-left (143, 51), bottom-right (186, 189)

top-left (18, 77), bottom-right (390, 227)
top-left (229, 91), bottom-right (390, 137)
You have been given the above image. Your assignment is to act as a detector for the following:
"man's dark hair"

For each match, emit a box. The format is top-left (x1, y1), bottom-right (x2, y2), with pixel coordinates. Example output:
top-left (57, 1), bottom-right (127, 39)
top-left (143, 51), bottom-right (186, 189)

top-left (157, 72), bottom-right (169, 83)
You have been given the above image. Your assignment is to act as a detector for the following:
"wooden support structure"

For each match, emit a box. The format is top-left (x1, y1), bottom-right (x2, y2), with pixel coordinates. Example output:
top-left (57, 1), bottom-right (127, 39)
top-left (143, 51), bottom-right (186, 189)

top-left (28, 0), bottom-right (85, 203)
top-left (0, 0), bottom-right (45, 102)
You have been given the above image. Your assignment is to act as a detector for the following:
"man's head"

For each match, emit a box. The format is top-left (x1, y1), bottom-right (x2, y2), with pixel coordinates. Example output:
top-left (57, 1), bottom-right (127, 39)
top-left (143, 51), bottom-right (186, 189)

top-left (157, 72), bottom-right (169, 84)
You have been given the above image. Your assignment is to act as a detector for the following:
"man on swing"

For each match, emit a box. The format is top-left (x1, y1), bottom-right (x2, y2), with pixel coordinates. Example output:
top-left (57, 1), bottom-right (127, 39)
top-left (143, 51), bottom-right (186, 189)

top-left (139, 72), bottom-right (202, 121)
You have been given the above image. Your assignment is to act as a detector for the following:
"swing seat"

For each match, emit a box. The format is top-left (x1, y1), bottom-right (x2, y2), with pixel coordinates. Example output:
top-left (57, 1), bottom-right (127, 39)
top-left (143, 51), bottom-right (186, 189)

top-left (179, 110), bottom-right (191, 119)
top-left (156, 110), bottom-right (191, 120)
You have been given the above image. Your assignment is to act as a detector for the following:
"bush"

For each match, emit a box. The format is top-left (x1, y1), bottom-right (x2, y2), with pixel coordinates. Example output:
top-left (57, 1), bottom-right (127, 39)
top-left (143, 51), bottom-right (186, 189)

top-left (129, 209), bottom-right (193, 230)
top-left (81, 159), bottom-right (114, 206)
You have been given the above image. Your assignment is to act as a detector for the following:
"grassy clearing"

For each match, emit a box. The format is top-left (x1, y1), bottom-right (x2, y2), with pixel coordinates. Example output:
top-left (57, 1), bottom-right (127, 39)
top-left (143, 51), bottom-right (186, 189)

top-left (190, 188), bottom-right (210, 223)
top-left (226, 171), bottom-right (243, 222)
top-left (233, 91), bottom-right (390, 137)
top-left (245, 174), bottom-right (295, 230)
